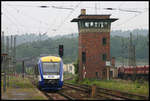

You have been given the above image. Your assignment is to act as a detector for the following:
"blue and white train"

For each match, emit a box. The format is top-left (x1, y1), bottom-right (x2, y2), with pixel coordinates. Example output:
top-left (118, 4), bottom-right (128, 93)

top-left (34, 56), bottom-right (63, 90)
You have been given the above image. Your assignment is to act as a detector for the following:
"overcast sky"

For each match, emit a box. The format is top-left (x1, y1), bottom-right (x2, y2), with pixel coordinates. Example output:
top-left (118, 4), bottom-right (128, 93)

top-left (1, 1), bottom-right (149, 37)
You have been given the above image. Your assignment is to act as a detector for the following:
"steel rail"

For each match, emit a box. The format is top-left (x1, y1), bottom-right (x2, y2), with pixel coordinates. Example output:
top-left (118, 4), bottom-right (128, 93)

top-left (27, 75), bottom-right (76, 100)
top-left (63, 83), bottom-right (89, 93)
top-left (64, 82), bottom-right (149, 100)
top-left (57, 91), bottom-right (76, 100)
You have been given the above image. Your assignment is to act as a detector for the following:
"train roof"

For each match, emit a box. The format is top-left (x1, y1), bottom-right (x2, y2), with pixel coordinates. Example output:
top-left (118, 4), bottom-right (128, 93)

top-left (40, 56), bottom-right (61, 62)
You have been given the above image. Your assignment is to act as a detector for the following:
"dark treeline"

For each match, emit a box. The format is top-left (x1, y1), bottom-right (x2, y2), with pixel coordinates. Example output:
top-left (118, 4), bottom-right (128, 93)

top-left (15, 32), bottom-right (149, 64)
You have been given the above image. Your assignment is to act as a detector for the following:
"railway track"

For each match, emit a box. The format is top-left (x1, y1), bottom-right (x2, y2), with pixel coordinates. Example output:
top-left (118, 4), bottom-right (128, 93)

top-left (26, 75), bottom-right (76, 100)
top-left (26, 75), bottom-right (149, 100)
top-left (42, 91), bottom-right (75, 100)
top-left (64, 82), bottom-right (149, 100)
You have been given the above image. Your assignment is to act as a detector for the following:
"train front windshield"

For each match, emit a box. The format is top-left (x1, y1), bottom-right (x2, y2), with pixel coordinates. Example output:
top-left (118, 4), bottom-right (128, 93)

top-left (42, 62), bottom-right (60, 75)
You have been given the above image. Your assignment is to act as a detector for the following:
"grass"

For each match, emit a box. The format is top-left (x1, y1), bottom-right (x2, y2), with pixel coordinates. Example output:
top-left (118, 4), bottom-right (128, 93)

top-left (1, 75), bottom-right (47, 100)
top-left (1, 75), bottom-right (34, 89)
top-left (64, 74), bottom-right (78, 83)
top-left (64, 72), bottom-right (74, 78)
top-left (66, 78), bottom-right (149, 96)
top-left (8, 75), bottom-right (34, 88)
top-left (31, 95), bottom-right (46, 100)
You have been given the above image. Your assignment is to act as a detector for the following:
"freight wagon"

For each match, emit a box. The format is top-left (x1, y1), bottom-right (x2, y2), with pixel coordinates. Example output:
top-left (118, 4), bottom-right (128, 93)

top-left (118, 65), bottom-right (149, 80)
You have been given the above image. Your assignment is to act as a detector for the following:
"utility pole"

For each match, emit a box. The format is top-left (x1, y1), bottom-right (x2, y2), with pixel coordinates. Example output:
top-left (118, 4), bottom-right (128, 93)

top-left (13, 36), bottom-right (16, 75)
top-left (128, 33), bottom-right (132, 66)
top-left (22, 60), bottom-right (25, 79)
top-left (128, 33), bottom-right (136, 66)
top-left (11, 35), bottom-right (13, 74)
top-left (128, 33), bottom-right (136, 80)
top-left (121, 37), bottom-right (125, 66)
top-left (1, 31), bottom-right (6, 92)
top-left (39, 32), bottom-right (41, 42)
top-left (147, 33), bottom-right (149, 65)
top-left (133, 45), bottom-right (136, 66)
top-left (3, 55), bottom-right (7, 93)
top-left (3, 36), bottom-right (9, 92)
top-left (95, 2), bottom-right (97, 14)
top-left (1, 31), bottom-right (4, 72)
top-left (6, 36), bottom-right (10, 87)
top-left (2, 31), bottom-right (4, 54)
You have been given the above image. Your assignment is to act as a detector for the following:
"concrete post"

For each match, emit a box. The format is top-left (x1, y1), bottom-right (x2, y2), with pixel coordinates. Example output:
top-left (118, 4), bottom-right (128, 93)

top-left (90, 84), bottom-right (97, 97)
top-left (22, 61), bottom-right (25, 79)
top-left (107, 67), bottom-right (110, 80)
top-left (3, 56), bottom-right (7, 93)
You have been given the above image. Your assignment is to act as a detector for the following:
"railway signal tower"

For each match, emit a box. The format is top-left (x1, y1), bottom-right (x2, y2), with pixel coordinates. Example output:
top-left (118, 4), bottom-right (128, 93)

top-left (71, 9), bottom-right (118, 80)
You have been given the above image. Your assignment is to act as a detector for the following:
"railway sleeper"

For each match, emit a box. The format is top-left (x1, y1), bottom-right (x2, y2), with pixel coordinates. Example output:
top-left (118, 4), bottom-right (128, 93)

top-left (64, 84), bottom-right (89, 93)
top-left (58, 92), bottom-right (76, 100)
top-left (98, 93), bottom-right (125, 100)
top-left (97, 87), bottom-right (148, 100)
top-left (98, 90), bottom-right (135, 100)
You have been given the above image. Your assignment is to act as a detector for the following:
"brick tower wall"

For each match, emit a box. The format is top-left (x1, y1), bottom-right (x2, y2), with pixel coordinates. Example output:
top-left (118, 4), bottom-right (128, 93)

top-left (79, 32), bottom-right (110, 80)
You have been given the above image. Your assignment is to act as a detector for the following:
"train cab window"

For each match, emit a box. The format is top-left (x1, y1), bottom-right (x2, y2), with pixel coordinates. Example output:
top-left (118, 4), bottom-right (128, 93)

top-left (42, 62), bottom-right (60, 75)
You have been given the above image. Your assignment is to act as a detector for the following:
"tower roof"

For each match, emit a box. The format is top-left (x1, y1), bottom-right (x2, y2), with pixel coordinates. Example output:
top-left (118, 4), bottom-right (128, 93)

top-left (71, 9), bottom-right (118, 23)
top-left (71, 18), bottom-right (118, 22)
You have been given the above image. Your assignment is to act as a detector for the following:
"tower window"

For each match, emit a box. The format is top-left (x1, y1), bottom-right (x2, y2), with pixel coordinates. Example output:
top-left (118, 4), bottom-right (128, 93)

top-left (81, 21), bottom-right (85, 28)
top-left (101, 22), bottom-right (104, 28)
top-left (85, 22), bottom-right (89, 28)
top-left (102, 54), bottom-right (107, 61)
top-left (90, 22), bottom-right (94, 27)
top-left (95, 22), bottom-right (98, 27)
top-left (98, 22), bottom-right (101, 28)
top-left (102, 38), bottom-right (107, 45)
top-left (78, 21), bottom-right (82, 28)
top-left (96, 72), bottom-right (98, 78)
top-left (104, 22), bottom-right (108, 28)
top-left (82, 52), bottom-right (86, 63)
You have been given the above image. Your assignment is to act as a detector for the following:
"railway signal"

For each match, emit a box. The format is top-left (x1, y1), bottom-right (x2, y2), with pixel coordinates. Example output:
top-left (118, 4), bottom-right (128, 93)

top-left (59, 45), bottom-right (64, 57)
